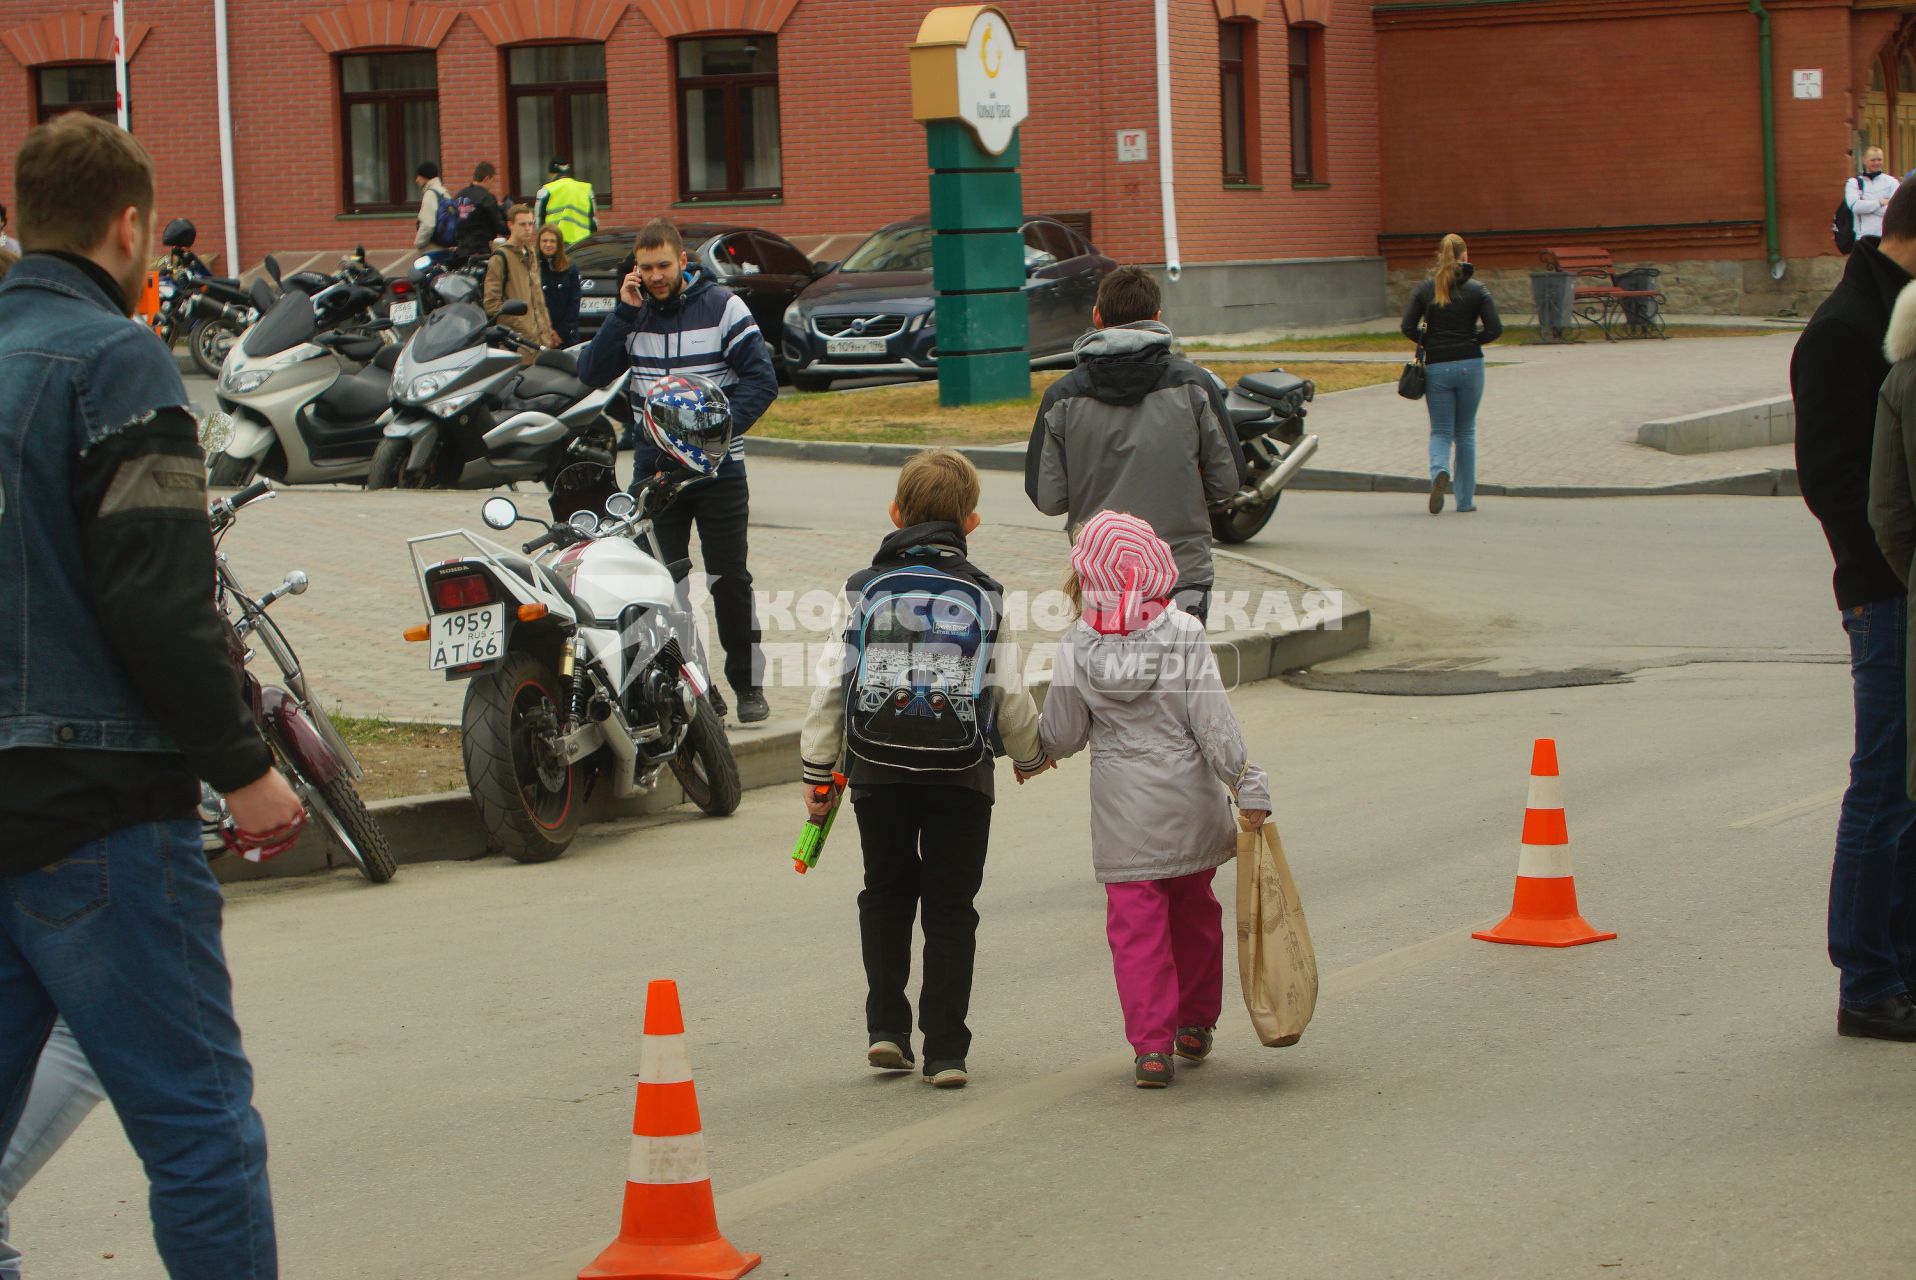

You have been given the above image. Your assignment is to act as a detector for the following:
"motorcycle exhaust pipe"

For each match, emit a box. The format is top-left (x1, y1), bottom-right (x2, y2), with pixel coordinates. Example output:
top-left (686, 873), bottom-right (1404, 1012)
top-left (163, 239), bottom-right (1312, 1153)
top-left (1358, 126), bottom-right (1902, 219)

top-left (185, 293), bottom-right (253, 328)
top-left (1246, 433), bottom-right (1319, 504)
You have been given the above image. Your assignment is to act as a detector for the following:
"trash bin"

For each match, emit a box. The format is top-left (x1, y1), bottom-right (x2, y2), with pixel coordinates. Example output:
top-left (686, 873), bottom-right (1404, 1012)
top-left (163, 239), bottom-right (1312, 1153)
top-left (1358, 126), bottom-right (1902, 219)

top-left (1529, 271), bottom-right (1577, 340)
top-left (1614, 267), bottom-right (1663, 331)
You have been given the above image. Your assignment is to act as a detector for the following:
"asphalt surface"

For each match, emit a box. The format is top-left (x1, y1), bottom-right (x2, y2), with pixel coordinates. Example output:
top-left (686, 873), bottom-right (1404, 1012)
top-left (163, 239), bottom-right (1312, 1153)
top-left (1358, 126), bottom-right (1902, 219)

top-left (14, 485), bottom-right (1914, 1278)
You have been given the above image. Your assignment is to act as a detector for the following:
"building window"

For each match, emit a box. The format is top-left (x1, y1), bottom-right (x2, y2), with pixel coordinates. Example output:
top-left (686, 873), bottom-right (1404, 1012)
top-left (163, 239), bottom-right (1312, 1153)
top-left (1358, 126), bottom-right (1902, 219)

top-left (677, 37), bottom-right (782, 202)
top-left (1221, 22), bottom-right (1256, 185)
top-left (1289, 26), bottom-right (1324, 184)
top-left (507, 44), bottom-right (611, 202)
top-left (36, 63), bottom-right (118, 122)
top-left (339, 52), bottom-right (439, 214)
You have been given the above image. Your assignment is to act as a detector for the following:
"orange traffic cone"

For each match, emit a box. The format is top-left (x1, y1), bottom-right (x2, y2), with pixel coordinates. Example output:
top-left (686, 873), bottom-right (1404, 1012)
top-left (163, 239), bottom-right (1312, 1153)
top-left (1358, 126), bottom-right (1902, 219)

top-left (1471, 739), bottom-right (1616, 948)
top-left (579, 980), bottom-right (760, 1280)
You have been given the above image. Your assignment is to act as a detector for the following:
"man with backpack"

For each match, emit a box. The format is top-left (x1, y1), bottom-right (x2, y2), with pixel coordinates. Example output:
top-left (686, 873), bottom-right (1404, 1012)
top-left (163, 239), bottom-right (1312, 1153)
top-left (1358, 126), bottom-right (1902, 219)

top-left (448, 161), bottom-right (508, 264)
top-left (413, 161), bottom-right (449, 252)
top-left (1838, 147), bottom-right (1900, 253)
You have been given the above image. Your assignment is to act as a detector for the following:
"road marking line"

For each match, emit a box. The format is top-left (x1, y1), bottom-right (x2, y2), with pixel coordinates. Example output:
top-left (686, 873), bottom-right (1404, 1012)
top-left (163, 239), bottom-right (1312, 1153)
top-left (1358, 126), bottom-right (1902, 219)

top-left (1730, 787), bottom-right (1845, 830)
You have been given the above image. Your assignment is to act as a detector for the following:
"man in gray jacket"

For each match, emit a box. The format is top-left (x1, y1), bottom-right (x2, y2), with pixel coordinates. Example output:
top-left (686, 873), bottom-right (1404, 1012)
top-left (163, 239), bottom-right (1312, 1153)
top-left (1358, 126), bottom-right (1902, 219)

top-left (1024, 266), bottom-right (1243, 621)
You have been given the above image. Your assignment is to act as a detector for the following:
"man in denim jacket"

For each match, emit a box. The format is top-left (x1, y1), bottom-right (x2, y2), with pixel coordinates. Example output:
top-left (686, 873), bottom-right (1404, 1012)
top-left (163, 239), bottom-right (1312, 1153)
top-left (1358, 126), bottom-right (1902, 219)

top-left (0, 114), bottom-right (302, 1276)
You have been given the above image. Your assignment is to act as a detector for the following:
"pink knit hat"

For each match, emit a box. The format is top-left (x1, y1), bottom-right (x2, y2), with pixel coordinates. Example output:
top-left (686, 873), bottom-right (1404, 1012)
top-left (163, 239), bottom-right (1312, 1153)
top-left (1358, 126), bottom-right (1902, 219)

top-left (1071, 510), bottom-right (1178, 634)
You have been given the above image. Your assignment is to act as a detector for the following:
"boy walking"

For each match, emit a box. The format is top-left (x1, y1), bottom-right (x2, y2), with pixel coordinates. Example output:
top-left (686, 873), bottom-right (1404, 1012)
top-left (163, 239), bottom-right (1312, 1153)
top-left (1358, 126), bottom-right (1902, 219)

top-left (800, 449), bottom-right (1051, 1088)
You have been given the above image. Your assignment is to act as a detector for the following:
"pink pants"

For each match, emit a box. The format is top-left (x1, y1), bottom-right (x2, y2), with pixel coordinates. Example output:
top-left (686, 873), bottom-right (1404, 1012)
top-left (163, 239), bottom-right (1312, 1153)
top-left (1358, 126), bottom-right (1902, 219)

top-left (1103, 867), bottom-right (1224, 1055)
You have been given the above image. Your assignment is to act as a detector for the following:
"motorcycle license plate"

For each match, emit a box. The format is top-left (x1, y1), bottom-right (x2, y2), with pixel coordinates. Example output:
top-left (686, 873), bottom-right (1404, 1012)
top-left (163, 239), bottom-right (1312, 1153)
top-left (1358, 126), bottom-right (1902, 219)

top-left (580, 296), bottom-right (616, 314)
top-left (428, 604), bottom-right (505, 669)
top-left (389, 300), bottom-right (419, 325)
top-left (827, 337), bottom-right (887, 356)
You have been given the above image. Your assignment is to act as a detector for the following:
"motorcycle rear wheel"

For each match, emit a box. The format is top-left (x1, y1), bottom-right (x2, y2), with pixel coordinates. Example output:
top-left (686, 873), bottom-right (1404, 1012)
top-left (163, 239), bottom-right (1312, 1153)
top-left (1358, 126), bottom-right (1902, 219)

top-left (191, 318), bottom-right (239, 379)
top-left (463, 652), bottom-right (582, 862)
top-left (1210, 490), bottom-right (1281, 545)
top-left (672, 696), bottom-right (742, 817)
top-left (307, 775), bottom-right (398, 883)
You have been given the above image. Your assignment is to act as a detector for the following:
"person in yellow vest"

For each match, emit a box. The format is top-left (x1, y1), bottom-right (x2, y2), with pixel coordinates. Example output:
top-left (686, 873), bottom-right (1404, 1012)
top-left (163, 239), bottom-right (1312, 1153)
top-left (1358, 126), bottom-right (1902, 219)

top-left (534, 158), bottom-right (597, 247)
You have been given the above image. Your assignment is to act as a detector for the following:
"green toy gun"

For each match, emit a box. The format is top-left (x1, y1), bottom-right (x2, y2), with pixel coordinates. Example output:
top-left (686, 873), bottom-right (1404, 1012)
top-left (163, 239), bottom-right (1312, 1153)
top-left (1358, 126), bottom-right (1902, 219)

top-left (793, 772), bottom-right (847, 874)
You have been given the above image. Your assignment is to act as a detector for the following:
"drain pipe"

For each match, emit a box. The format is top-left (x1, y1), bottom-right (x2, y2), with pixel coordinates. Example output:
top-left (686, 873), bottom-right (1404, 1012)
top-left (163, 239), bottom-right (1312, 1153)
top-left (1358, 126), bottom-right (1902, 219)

top-left (1750, 0), bottom-right (1784, 279)
top-left (1154, 0), bottom-right (1182, 282)
top-left (214, 0), bottom-right (241, 277)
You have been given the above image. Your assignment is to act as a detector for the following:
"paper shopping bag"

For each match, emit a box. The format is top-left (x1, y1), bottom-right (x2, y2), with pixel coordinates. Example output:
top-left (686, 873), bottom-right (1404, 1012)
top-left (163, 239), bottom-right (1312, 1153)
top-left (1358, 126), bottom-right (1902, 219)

top-left (1235, 823), bottom-right (1318, 1046)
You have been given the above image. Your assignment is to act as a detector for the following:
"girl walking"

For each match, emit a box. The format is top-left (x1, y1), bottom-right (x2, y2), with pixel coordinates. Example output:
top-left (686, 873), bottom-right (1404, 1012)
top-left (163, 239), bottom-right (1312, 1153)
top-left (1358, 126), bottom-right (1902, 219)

top-left (538, 223), bottom-right (581, 346)
top-left (1038, 511), bottom-right (1270, 1088)
top-left (1401, 233), bottom-right (1502, 514)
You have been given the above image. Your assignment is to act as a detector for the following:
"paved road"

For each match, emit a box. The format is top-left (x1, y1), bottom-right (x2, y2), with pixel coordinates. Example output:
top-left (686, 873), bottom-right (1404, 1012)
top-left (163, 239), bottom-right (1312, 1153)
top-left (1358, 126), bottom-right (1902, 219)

top-left (15, 487), bottom-right (1912, 1278)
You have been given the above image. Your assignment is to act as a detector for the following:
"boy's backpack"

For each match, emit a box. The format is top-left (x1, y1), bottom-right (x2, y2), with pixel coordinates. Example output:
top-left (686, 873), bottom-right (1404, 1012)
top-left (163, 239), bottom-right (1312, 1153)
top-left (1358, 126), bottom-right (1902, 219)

top-left (1834, 176), bottom-right (1864, 255)
top-left (843, 565), bottom-right (999, 772)
top-left (433, 192), bottom-right (474, 248)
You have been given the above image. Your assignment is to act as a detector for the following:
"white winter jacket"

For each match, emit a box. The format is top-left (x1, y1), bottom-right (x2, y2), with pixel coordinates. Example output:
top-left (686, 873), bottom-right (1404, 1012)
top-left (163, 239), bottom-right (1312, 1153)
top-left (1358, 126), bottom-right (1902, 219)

top-left (1849, 172), bottom-right (1901, 241)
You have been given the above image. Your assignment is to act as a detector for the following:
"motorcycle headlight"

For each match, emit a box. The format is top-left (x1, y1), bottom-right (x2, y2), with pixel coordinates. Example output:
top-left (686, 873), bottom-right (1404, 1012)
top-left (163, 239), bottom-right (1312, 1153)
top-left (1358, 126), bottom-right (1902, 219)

top-left (222, 366), bottom-right (272, 394)
top-left (407, 371), bottom-right (452, 401)
top-left (429, 389), bottom-right (483, 418)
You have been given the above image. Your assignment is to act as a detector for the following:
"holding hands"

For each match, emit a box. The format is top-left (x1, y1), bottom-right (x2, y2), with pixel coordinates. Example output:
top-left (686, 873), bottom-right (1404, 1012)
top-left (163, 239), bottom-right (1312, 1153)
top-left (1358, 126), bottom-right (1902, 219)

top-left (1014, 757), bottom-right (1055, 785)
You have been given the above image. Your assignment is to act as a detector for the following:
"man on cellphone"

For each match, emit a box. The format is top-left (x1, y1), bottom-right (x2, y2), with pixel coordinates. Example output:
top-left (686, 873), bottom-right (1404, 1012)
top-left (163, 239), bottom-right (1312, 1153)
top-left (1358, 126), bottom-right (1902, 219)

top-left (0, 114), bottom-right (300, 1276)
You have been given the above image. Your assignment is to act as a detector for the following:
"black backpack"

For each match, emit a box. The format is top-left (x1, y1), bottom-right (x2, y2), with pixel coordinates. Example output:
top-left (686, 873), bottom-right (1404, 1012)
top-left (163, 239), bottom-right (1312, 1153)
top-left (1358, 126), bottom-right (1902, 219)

top-left (842, 565), bottom-right (999, 773)
top-left (1834, 176), bottom-right (1865, 255)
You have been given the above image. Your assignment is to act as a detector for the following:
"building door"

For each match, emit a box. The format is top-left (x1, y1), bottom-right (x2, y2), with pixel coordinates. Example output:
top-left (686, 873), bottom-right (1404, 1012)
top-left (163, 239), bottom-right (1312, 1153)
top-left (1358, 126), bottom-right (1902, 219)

top-left (1864, 57), bottom-right (1890, 166)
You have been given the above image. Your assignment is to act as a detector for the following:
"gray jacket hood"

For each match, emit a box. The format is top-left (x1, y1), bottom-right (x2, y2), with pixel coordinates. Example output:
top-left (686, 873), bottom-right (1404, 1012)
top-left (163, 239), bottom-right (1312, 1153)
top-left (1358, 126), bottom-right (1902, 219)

top-left (1076, 608), bottom-right (1180, 702)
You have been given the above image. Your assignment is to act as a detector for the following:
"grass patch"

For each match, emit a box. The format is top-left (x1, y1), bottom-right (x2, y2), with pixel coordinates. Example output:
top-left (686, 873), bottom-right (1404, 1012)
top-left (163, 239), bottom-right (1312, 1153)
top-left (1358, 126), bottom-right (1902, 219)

top-left (1186, 323), bottom-right (1793, 354)
top-left (755, 361), bottom-right (1400, 447)
top-left (330, 712), bottom-right (465, 801)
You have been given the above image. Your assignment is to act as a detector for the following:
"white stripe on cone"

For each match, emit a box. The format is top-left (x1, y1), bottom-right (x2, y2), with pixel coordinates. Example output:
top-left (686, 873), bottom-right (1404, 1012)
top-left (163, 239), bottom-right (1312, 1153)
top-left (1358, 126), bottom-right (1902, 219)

top-left (1516, 844), bottom-right (1574, 879)
top-left (1525, 774), bottom-right (1565, 811)
top-left (638, 1034), bottom-right (693, 1085)
top-left (627, 1132), bottom-right (710, 1186)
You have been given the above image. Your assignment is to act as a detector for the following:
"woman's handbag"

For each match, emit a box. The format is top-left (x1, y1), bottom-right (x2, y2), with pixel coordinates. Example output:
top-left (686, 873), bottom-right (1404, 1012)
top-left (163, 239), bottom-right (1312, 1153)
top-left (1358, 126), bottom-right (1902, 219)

top-left (1234, 819), bottom-right (1319, 1046)
top-left (1397, 344), bottom-right (1427, 401)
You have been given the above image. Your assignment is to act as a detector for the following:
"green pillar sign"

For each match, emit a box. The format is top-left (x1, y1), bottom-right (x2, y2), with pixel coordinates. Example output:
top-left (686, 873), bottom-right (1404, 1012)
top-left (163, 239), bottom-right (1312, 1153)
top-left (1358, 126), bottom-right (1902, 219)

top-left (910, 5), bottom-right (1031, 406)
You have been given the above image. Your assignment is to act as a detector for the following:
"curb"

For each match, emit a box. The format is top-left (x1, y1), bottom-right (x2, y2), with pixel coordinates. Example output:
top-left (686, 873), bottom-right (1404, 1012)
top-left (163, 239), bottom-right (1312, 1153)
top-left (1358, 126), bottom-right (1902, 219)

top-left (747, 437), bottom-right (1802, 498)
top-left (217, 594), bottom-right (1370, 882)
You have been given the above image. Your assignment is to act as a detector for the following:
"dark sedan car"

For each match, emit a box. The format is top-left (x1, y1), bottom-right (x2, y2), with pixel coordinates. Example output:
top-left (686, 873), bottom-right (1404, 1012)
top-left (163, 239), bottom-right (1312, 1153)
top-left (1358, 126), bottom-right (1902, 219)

top-left (781, 218), bottom-right (1114, 391)
top-left (569, 222), bottom-right (823, 368)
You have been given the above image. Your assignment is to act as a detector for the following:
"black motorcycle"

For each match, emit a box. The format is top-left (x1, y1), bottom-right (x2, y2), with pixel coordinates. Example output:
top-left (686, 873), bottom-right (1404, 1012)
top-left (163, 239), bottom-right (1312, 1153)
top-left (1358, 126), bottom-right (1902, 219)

top-left (1208, 367), bottom-right (1322, 544)
top-left (150, 218), bottom-right (258, 378)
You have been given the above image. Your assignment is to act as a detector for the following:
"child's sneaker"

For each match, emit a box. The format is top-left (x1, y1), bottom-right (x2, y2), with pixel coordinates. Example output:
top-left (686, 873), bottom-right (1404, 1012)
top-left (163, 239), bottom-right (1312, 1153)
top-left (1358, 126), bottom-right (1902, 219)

top-left (1174, 1025), bottom-right (1214, 1063)
top-left (1134, 1053), bottom-right (1175, 1088)
top-left (923, 1060), bottom-right (969, 1088)
top-left (867, 1035), bottom-right (914, 1073)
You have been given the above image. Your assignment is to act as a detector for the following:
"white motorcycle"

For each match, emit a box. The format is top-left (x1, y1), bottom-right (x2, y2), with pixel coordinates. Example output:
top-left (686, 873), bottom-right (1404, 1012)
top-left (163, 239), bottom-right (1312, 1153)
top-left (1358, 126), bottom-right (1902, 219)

top-left (403, 376), bottom-right (742, 862)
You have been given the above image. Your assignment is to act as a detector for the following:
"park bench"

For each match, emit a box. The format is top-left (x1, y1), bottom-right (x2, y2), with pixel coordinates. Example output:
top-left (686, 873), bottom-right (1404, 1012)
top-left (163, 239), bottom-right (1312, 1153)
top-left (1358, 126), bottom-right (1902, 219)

top-left (1537, 246), bottom-right (1668, 341)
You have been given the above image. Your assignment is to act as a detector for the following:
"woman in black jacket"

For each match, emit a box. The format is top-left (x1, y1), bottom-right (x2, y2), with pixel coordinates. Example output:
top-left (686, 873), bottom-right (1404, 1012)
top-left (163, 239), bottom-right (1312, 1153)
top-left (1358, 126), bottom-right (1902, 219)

top-left (538, 224), bottom-right (581, 346)
top-left (1401, 233), bottom-right (1502, 513)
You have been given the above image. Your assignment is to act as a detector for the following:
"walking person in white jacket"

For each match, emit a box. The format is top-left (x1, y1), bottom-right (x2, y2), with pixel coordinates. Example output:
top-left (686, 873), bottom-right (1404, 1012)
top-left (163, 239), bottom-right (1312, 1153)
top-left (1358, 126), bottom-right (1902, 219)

top-left (1038, 511), bottom-right (1270, 1089)
top-left (1850, 147), bottom-right (1900, 244)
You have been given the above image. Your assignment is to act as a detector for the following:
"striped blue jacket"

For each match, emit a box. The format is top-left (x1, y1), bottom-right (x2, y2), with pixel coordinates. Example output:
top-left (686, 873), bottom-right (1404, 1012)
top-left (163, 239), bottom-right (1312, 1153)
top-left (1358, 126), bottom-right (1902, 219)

top-left (577, 270), bottom-right (778, 480)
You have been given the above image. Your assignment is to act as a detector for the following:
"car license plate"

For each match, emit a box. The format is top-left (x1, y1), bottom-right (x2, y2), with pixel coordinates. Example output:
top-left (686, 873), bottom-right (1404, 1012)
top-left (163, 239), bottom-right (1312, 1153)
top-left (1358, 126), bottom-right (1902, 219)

top-left (389, 300), bottom-right (418, 325)
top-left (428, 604), bottom-right (505, 669)
top-left (827, 337), bottom-right (887, 356)
top-left (581, 296), bottom-right (616, 314)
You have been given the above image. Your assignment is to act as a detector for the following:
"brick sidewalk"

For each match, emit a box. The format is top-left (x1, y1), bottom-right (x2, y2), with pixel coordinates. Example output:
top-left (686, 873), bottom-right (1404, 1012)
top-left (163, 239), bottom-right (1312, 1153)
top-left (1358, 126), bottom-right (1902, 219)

top-left (219, 488), bottom-right (1319, 726)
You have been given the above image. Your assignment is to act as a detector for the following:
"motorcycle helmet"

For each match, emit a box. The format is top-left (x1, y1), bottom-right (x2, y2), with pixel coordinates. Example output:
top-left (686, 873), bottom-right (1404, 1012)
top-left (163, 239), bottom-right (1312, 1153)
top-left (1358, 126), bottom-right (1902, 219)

top-left (642, 373), bottom-right (733, 476)
top-left (162, 217), bottom-right (196, 249)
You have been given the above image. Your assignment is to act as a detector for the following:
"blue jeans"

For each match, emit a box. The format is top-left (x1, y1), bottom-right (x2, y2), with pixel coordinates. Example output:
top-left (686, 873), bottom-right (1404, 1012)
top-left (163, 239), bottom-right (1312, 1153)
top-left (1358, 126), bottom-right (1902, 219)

top-left (1831, 600), bottom-right (1916, 1009)
top-left (1425, 358), bottom-right (1485, 510)
top-left (0, 821), bottom-right (276, 1278)
top-left (0, 1019), bottom-right (104, 1279)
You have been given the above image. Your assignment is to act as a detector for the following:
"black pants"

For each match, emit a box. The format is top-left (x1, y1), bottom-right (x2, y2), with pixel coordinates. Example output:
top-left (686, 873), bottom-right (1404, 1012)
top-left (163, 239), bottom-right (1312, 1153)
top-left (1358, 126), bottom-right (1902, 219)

top-left (852, 785), bottom-right (993, 1063)
top-left (1173, 583), bottom-right (1212, 624)
top-left (647, 474), bottom-right (762, 692)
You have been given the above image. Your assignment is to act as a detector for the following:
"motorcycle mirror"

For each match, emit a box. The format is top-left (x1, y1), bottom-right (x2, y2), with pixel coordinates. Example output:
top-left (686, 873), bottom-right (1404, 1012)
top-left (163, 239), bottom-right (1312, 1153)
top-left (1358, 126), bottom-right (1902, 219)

top-left (196, 411), bottom-right (236, 456)
top-left (282, 570), bottom-right (310, 596)
top-left (264, 255), bottom-right (282, 285)
top-left (568, 510), bottom-right (601, 536)
top-left (481, 497), bottom-right (520, 530)
top-left (499, 299), bottom-right (529, 317)
top-left (605, 491), bottom-right (637, 519)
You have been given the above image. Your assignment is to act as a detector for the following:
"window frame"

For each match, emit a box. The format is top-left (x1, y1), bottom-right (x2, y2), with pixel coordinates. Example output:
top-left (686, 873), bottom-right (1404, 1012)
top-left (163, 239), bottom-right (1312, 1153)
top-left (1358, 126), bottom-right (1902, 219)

top-left (1289, 25), bottom-right (1327, 187)
top-left (675, 35), bottom-right (784, 204)
top-left (504, 41), bottom-right (611, 203)
top-left (337, 51), bottom-right (439, 215)
top-left (1220, 20), bottom-right (1259, 187)
top-left (35, 62), bottom-right (119, 124)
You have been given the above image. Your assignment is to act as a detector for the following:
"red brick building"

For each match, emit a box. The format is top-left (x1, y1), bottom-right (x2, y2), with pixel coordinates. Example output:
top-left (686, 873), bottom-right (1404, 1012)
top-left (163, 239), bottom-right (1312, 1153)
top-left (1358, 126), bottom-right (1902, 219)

top-left (1375, 0), bottom-right (1916, 316)
top-left (0, 0), bottom-right (1386, 333)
